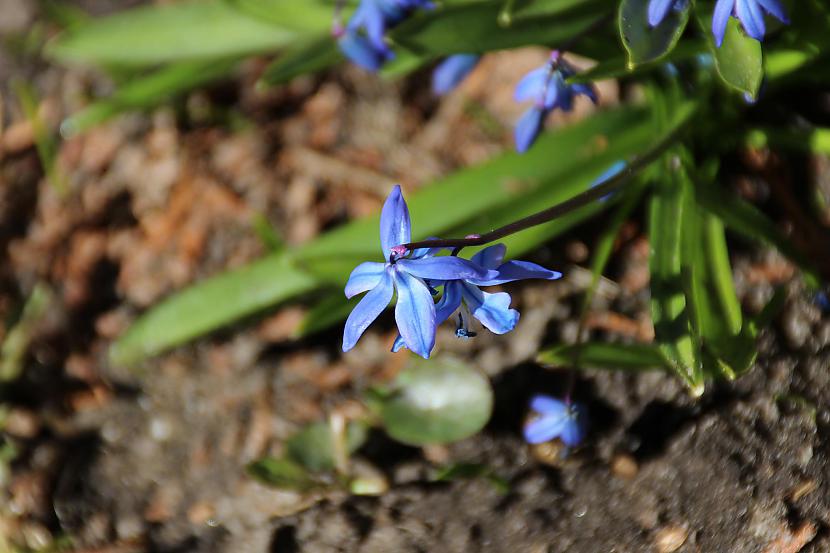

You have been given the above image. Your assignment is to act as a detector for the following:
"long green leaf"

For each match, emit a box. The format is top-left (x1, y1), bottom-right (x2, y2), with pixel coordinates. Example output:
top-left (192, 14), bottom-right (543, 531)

top-left (46, 0), bottom-right (307, 66)
top-left (649, 158), bottom-right (703, 394)
top-left (390, 1), bottom-right (603, 56)
top-left (110, 255), bottom-right (317, 366)
top-left (538, 342), bottom-right (670, 371)
top-left (62, 59), bottom-right (239, 135)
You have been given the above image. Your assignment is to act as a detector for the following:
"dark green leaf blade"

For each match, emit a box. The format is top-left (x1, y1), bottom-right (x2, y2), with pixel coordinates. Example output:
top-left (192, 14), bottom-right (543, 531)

top-left (246, 457), bottom-right (318, 491)
top-left (46, 0), bottom-right (301, 67)
top-left (649, 159), bottom-right (703, 394)
top-left (538, 342), bottom-right (671, 371)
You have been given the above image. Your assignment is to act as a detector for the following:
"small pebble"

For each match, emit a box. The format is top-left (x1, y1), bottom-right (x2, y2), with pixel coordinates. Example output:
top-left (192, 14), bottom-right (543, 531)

top-left (654, 524), bottom-right (688, 553)
top-left (610, 453), bottom-right (638, 480)
top-left (790, 480), bottom-right (817, 502)
top-left (3, 408), bottom-right (40, 439)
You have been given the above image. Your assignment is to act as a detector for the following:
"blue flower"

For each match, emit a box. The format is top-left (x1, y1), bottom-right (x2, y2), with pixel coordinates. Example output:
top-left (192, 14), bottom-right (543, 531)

top-left (647, 0), bottom-right (689, 27)
top-left (591, 160), bottom-right (627, 202)
top-left (523, 395), bottom-right (587, 447)
top-left (392, 244), bottom-right (562, 350)
top-left (432, 54), bottom-right (480, 95)
top-left (343, 185), bottom-right (497, 359)
top-left (712, 0), bottom-right (788, 48)
top-left (337, 0), bottom-right (434, 71)
top-left (513, 52), bottom-right (597, 153)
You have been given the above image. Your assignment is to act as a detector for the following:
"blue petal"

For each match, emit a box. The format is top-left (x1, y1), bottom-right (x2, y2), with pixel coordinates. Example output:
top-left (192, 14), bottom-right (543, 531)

top-left (590, 160), bottom-right (627, 202)
top-left (434, 281), bottom-right (463, 326)
top-left (523, 413), bottom-right (568, 444)
top-left (469, 260), bottom-right (562, 286)
top-left (648, 0), bottom-right (674, 26)
top-left (572, 82), bottom-right (598, 104)
top-left (515, 107), bottom-right (545, 154)
top-left (393, 271), bottom-right (437, 359)
top-left (736, 0), bottom-right (765, 40)
top-left (470, 244), bottom-right (506, 270)
top-left (338, 32), bottom-right (385, 71)
top-left (559, 406), bottom-right (587, 447)
top-left (530, 395), bottom-right (568, 416)
top-left (461, 285), bottom-right (519, 334)
top-left (391, 333), bottom-right (406, 352)
top-left (396, 256), bottom-right (497, 281)
top-left (514, 67), bottom-right (548, 103)
top-left (432, 54), bottom-right (479, 95)
top-left (343, 271), bottom-right (394, 352)
top-left (379, 185), bottom-right (412, 257)
top-left (712, 0), bottom-right (734, 47)
top-left (345, 261), bottom-right (387, 298)
top-left (755, 0), bottom-right (788, 23)
top-left (543, 71), bottom-right (567, 109)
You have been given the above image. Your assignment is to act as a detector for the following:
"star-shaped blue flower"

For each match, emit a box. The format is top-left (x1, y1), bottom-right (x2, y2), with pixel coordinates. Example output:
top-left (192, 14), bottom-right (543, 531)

top-left (712, 0), bottom-right (788, 47)
top-left (513, 53), bottom-right (597, 153)
top-left (432, 54), bottom-right (480, 95)
top-left (343, 185), bottom-right (497, 359)
top-left (523, 395), bottom-right (587, 447)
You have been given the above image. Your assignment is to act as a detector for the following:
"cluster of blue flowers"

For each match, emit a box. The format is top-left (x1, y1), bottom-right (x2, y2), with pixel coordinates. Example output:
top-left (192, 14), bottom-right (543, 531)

top-left (648, 0), bottom-right (788, 47)
top-left (335, 0), bottom-right (434, 71)
top-left (342, 185), bottom-right (562, 359)
top-left (513, 51), bottom-right (598, 153)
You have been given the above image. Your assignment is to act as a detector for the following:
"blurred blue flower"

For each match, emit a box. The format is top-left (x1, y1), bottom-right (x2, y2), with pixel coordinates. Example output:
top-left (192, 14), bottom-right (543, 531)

top-left (513, 52), bottom-right (597, 153)
top-left (343, 185), bottom-right (497, 359)
top-left (591, 160), bottom-right (627, 202)
top-left (432, 54), bottom-right (480, 95)
top-left (712, 0), bottom-right (788, 48)
top-left (647, 0), bottom-right (689, 27)
top-left (524, 395), bottom-right (587, 447)
top-left (337, 0), bottom-right (434, 71)
top-left (392, 244), bottom-right (562, 350)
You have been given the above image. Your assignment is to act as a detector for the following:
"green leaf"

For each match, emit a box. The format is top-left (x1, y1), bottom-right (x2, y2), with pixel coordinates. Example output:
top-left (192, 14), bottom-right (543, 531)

top-left (246, 457), bottom-right (319, 491)
top-left (619, 0), bottom-right (691, 67)
top-left (682, 206), bottom-right (756, 379)
top-left (390, 1), bottom-right (603, 56)
top-left (296, 293), bottom-right (355, 338)
top-left (708, 17), bottom-right (764, 98)
top-left (648, 159), bottom-right (703, 394)
top-left (260, 35), bottom-right (343, 87)
top-left (46, 0), bottom-right (304, 67)
top-left (110, 255), bottom-right (317, 366)
top-left (538, 342), bottom-right (671, 371)
top-left (62, 59), bottom-right (238, 136)
top-left (286, 421), bottom-right (368, 472)
top-left (1, 283), bottom-right (53, 382)
top-left (379, 356), bottom-right (493, 446)
top-left (221, 0), bottom-right (331, 30)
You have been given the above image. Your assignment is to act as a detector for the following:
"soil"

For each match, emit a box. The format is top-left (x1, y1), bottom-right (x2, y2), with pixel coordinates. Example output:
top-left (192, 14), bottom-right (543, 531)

top-left (1, 2), bottom-right (829, 552)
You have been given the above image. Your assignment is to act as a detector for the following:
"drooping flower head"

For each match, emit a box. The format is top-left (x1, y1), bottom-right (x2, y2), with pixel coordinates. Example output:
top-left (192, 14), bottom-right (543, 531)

top-left (524, 395), bottom-right (588, 447)
top-left (343, 186), bottom-right (497, 358)
top-left (432, 54), bottom-right (480, 95)
top-left (711, 0), bottom-right (789, 48)
top-left (513, 51), bottom-right (598, 153)
top-left (335, 0), bottom-right (434, 71)
top-left (392, 243), bottom-right (562, 351)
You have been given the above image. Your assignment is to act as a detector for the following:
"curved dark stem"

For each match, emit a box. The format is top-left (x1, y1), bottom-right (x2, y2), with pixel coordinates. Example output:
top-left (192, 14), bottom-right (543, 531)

top-left (403, 115), bottom-right (689, 253)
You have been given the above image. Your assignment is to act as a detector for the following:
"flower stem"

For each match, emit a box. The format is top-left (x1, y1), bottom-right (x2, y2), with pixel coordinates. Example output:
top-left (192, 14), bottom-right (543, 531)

top-left (403, 115), bottom-right (690, 254)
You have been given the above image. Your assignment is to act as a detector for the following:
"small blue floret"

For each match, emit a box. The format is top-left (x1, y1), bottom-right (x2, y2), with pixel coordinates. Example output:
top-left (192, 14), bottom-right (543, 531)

top-left (523, 395), bottom-right (588, 447)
